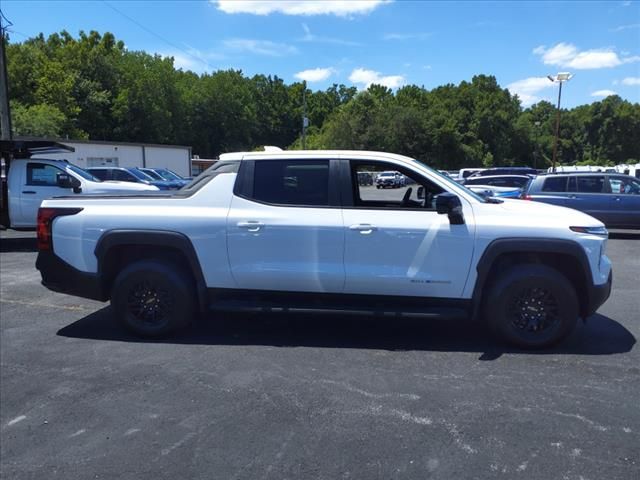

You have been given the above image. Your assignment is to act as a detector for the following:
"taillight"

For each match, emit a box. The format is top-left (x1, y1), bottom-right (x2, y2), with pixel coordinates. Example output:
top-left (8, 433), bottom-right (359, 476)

top-left (37, 207), bottom-right (83, 251)
top-left (521, 194), bottom-right (533, 200)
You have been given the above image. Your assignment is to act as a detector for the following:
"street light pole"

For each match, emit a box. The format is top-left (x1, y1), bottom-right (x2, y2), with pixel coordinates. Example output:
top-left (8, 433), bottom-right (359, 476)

top-left (302, 80), bottom-right (308, 150)
top-left (534, 121), bottom-right (541, 170)
top-left (547, 72), bottom-right (573, 172)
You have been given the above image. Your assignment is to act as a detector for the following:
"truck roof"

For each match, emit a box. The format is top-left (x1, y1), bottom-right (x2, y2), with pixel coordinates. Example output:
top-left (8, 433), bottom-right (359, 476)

top-left (218, 150), bottom-right (417, 163)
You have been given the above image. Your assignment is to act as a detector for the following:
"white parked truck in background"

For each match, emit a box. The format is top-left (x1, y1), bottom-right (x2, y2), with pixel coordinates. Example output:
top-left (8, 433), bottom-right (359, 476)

top-left (1, 141), bottom-right (158, 229)
top-left (35, 149), bottom-right (612, 348)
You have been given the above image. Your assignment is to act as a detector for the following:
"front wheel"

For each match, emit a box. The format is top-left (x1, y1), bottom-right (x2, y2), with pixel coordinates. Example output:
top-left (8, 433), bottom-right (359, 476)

top-left (484, 264), bottom-right (578, 348)
top-left (111, 260), bottom-right (195, 337)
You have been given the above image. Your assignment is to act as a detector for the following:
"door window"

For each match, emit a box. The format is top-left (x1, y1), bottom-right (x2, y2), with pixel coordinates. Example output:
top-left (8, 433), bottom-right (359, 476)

top-left (26, 163), bottom-right (65, 186)
top-left (351, 162), bottom-right (444, 210)
top-left (112, 169), bottom-right (137, 182)
top-left (610, 177), bottom-right (640, 195)
top-left (577, 176), bottom-right (606, 193)
top-left (252, 160), bottom-right (330, 206)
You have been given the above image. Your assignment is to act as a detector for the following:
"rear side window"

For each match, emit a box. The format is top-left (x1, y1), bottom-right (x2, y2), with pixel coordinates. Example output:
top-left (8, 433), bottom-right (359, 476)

top-left (577, 176), bottom-right (606, 193)
top-left (112, 170), bottom-right (137, 182)
top-left (252, 160), bottom-right (330, 206)
top-left (541, 177), bottom-right (567, 192)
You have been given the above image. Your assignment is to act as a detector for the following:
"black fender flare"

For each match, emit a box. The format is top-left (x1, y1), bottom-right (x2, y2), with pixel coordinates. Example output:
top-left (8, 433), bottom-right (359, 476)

top-left (471, 238), bottom-right (594, 320)
top-left (94, 229), bottom-right (208, 310)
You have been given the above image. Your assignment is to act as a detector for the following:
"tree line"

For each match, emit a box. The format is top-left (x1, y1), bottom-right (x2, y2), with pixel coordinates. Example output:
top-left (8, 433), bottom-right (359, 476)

top-left (7, 30), bottom-right (640, 169)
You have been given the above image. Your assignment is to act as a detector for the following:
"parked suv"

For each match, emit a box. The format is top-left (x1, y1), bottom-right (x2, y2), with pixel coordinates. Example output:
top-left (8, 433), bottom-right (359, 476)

top-left (36, 150), bottom-right (612, 349)
top-left (375, 171), bottom-right (404, 188)
top-left (523, 173), bottom-right (640, 229)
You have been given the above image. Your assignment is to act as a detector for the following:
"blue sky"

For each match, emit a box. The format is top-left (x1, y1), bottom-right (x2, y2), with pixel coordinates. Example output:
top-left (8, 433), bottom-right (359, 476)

top-left (3, 0), bottom-right (640, 107)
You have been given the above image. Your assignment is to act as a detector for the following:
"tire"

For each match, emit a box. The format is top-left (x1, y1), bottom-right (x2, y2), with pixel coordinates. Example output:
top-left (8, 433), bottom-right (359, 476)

top-left (376, 185), bottom-right (381, 189)
top-left (111, 260), bottom-right (195, 337)
top-left (484, 264), bottom-right (578, 349)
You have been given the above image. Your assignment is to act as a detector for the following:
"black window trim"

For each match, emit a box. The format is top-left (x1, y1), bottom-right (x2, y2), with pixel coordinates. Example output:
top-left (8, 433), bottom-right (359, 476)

top-left (340, 158), bottom-right (444, 212)
top-left (234, 158), bottom-right (341, 209)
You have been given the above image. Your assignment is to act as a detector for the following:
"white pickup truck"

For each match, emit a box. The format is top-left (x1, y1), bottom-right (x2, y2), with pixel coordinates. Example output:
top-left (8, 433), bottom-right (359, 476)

top-left (35, 150), bottom-right (612, 348)
top-left (0, 140), bottom-right (158, 229)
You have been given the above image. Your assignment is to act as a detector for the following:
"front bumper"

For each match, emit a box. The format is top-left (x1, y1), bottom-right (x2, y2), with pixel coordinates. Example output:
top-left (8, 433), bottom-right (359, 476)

top-left (585, 271), bottom-right (612, 318)
top-left (36, 251), bottom-right (107, 302)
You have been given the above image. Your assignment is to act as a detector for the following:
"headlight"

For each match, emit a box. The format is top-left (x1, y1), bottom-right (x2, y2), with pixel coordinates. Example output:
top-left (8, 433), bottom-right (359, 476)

top-left (570, 226), bottom-right (608, 236)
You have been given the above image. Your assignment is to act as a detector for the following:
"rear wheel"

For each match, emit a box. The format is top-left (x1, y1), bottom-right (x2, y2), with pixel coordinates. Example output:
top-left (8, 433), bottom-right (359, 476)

top-left (484, 264), bottom-right (578, 348)
top-left (111, 260), bottom-right (195, 337)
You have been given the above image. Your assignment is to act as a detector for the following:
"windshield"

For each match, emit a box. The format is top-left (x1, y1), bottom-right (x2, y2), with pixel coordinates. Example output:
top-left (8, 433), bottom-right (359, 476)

top-left (141, 169), bottom-right (164, 180)
top-left (67, 164), bottom-right (100, 182)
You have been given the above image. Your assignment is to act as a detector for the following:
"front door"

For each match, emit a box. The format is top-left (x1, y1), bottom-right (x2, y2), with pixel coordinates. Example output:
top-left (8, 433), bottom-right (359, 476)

top-left (565, 175), bottom-right (612, 224)
top-left (608, 175), bottom-right (640, 228)
top-left (16, 162), bottom-right (73, 227)
top-left (227, 159), bottom-right (345, 293)
top-left (341, 160), bottom-right (475, 299)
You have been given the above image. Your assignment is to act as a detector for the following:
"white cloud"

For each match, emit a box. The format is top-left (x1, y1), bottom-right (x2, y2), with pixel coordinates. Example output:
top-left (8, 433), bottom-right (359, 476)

top-left (611, 23), bottom-right (640, 32)
top-left (591, 89), bottom-right (617, 97)
top-left (533, 42), bottom-right (640, 69)
top-left (349, 68), bottom-right (405, 89)
top-left (294, 67), bottom-right (336, 82)
top-left (215, 0), bottom-right (391, 17)
top-left (507, 77), bottom-right (555, 106)
top-left (223, 38), bottom-right (297, 56)
top-left (383, 32), bottom-right (432, 41)
top-left (300, 23), bottom-right (361, 46)
top-left (621, 77), bottom-right (640, 86)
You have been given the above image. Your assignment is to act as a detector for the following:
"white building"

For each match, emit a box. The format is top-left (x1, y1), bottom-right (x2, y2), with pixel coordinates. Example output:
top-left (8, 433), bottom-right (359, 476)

top-left (27, 138), bottom-right (193, 177)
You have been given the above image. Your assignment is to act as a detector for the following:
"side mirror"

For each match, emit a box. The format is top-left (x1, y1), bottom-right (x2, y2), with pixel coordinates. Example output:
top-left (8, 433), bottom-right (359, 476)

top-left (435, 193), bottom-right (465, 225)
top-left (417, 186), bottom-right (425, 199)
top-left (57, 173), bottom-right (82, 193)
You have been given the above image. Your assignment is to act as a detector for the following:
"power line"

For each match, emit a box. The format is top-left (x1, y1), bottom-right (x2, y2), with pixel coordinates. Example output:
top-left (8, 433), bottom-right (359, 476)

top-left (101, 1), bottom-right (214, 72)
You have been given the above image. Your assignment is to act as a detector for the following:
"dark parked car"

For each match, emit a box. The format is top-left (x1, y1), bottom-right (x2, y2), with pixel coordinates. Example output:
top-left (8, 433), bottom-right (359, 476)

top-left (140, 168), bottom-right (188, 189)
top-left (467, 167), bottom-right (538, 179)
top-left (86, 167), bottom-right (175, 190)
top-left (147, 167), bottom-right (192, 187)
top-left (463, 175), bottom-right (533, 188)
top-left (523, 173), bottom-right (640, 228)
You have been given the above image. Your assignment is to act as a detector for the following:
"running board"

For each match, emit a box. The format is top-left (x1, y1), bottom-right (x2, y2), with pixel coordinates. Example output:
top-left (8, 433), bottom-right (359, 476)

top-left (207, 298), bottom-right (468, 320)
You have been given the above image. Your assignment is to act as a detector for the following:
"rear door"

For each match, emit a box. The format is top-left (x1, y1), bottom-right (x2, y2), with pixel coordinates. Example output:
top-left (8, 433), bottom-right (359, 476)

top-left (14, 162), bottom-right (73, 227)
top-left (533, 176), bottom-right (569, 206)
top-left (227, 158), bottom-right (345, 293)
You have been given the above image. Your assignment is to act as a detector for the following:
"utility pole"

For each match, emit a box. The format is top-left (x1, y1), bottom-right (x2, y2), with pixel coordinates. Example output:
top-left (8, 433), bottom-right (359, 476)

top-left (302, 81), bottom-right (308, 149)
top-left (547, 72), bottom-right (573, 173)
top-left (0, 13), bottom-right (12, 141)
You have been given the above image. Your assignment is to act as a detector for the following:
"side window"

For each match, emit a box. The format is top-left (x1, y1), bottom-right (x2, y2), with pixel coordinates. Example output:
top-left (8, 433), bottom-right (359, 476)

top-left (26, 163), bottom-right (65, 186)
top-left (112, 170), bottom-right (136, 182)
top-left (577, 176), bottom-right (606, 193)
top-left (351, 162), bottom-right (444, 210)
top-left (252, 160), bottom-right (330, 206)
top-left (541, 176), bottom-right (567, 192)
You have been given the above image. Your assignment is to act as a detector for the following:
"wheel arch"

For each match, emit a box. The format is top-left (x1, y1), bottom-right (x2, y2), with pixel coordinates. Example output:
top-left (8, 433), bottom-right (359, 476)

top-left (94, 230), bottom-right (207, 311)
top-left (472, 238), bottom-right (593, 320)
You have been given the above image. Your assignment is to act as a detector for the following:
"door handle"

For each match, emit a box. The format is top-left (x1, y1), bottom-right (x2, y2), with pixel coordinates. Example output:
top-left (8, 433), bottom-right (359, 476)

top-left (22, 190), bottom-right (36, 194)
top-left (614, 197), bottom-right (621, 201)
top-left (349, 224), bottom-right (377, 234)
top-left (237, 221), bottom-right (265, 232)
top-left (567, 194), bottom-right (577, 199)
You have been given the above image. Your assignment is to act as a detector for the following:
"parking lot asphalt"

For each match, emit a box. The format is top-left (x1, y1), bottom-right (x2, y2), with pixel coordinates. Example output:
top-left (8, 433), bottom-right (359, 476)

top-left (1, 230), bottom-right (639, 480)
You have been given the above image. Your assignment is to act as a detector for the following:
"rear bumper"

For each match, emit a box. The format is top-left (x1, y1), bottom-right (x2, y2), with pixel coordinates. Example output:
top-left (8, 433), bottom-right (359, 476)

top-left (585, 271), bottom-right (612, 318)
top-left (36, 251), bottom-right (107, 302)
